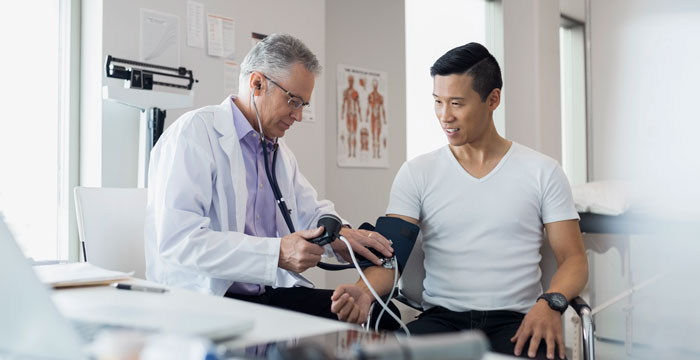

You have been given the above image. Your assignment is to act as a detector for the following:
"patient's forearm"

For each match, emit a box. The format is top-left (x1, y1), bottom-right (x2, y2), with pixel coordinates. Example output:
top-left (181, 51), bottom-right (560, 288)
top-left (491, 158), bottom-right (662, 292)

top-left (355, 266), bottom-right (395, 298)
top-left (545, 253), bottom-right (589, 300)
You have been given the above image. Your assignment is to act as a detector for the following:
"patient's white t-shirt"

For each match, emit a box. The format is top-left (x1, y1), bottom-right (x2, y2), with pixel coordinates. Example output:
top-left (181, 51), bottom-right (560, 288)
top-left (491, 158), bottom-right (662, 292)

top-left (386, 142), bottom-right (579, 313)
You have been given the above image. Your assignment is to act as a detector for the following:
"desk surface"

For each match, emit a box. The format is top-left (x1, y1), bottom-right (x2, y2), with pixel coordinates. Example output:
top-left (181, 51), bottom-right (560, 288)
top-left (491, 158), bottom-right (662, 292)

top-left (51, 278), bottom-right (514, 359)
top-left (51, 278), bottom-right (353, 348)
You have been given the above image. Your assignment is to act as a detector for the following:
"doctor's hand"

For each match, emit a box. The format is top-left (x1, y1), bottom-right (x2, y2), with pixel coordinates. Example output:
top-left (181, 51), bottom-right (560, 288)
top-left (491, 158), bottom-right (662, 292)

top-left (331, 283), bottom-right (373, 324)
top-left (511, 300), bottom-right (566, 359)
top-left (332, 228), bottom-right (393, 265)
top-left (278, 227), bottom-right (325, 273)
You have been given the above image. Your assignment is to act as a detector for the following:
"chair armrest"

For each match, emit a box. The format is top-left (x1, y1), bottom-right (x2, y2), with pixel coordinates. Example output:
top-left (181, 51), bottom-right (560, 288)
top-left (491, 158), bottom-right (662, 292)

top-left (569, 296), bottom-right (591, 317)
top-left (569, 296), bottom-right (596, 360)
top-left (395, 293), bottom-right (423, 311)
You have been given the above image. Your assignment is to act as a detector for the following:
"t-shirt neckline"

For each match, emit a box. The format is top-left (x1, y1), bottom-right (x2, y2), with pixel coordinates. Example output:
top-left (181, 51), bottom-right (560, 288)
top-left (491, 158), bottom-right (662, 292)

top-left (445, 142), bottom-right (516, 183)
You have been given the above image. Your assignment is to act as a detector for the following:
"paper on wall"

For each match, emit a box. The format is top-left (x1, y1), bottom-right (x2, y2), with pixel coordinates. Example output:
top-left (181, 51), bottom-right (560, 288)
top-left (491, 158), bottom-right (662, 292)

top-left (140, 9), bottom-right (180, 66)
top-left (186, 1), bottom-right (204, 48)
top-left (302, 93), bottom-right (316, 122)
top-left (207, 14), bottom-right (235, 58)
top-left (224, 61), bottom-right (240, 95)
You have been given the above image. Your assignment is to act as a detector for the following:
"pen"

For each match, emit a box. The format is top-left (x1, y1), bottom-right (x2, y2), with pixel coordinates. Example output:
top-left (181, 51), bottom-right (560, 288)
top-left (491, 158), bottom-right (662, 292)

top-left (112, 282), bottom-right (169, 293)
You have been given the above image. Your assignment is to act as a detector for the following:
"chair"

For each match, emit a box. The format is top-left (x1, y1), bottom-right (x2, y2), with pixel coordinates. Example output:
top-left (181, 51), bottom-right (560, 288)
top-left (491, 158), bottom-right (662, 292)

top-left (378, 233), bottom-right (595, 360)
top-left (74, 187), bottom-right (148, 279)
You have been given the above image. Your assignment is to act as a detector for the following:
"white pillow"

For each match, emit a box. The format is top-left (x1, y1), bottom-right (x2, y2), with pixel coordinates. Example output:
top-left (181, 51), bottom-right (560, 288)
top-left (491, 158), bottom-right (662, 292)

top-left (572, 181), bottom-right (634, 216)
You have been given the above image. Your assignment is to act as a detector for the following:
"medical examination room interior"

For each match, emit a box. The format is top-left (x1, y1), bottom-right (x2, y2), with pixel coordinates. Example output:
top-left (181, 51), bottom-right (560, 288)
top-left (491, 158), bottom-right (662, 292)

top-left (1, 0), bottom-right (699, 359)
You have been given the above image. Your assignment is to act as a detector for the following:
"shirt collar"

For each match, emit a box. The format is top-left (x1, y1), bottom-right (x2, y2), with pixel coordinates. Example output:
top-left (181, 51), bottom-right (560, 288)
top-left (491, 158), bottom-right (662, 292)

top-left (230, 96), bottom-right (257, 142)
top-left (230, 95), bottom-right (275, 151)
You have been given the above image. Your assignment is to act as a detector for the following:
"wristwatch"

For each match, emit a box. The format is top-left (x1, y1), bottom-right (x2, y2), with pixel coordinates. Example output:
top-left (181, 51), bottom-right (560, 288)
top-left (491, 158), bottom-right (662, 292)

top-left (537, 292), bottom-right (568, 314)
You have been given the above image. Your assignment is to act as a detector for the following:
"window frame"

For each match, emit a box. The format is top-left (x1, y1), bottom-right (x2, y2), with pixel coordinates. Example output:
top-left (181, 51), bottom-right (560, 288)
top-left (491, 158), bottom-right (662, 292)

top-left (559, 14), bottom-right (589, 186)
top-left (58, 0), bottom-right (81, 261)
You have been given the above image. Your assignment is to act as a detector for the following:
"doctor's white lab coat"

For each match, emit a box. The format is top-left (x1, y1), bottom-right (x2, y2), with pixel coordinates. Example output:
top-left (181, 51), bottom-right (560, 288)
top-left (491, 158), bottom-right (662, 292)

top-left (144, 97), bottom-right (341, 296)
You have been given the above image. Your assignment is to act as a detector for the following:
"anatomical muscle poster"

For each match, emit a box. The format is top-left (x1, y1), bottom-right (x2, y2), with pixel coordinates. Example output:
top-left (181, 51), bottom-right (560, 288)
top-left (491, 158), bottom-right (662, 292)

top-left (337, 64), bottom-right (389, 168)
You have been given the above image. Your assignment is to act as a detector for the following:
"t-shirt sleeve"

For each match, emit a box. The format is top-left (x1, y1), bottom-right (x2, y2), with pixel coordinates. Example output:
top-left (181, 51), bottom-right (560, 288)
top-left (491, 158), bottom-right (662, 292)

top-left (541, 164), bottom-right (580, 224)
top-left (385, 162), bottom-right (421, 220)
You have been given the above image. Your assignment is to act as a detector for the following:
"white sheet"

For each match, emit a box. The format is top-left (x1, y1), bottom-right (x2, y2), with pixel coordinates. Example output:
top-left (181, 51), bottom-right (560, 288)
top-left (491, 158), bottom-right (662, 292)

top-left (572, 181), bottom-right (635, 216)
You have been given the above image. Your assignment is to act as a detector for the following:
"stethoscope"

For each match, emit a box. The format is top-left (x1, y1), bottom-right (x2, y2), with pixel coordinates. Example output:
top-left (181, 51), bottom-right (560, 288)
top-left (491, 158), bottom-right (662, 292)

top-left (250, 86), bottom-right (380, 271)
top-left (251, 87), bottom-right (297, 235)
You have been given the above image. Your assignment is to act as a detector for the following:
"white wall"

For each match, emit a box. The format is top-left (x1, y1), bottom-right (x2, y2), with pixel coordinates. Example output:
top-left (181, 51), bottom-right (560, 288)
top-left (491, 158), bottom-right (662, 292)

top-left (589, 0), bottom-right (700, 215)
top-left (589, 0), bottom-right (700, 186)
top-left (560, 0), bottom-right (585, 22)
top-left (82, 0), bottom-right (327, 198)
top-left (405, 0), bottom-right (486, 160)
top-left (82, 0), bottom-right (404, 288)
top-left (324, 0), bottom-right (406, 287)
top-left (502, 0), bottom-right (563, 162)
top-left (82, 0), bottom-right (328, 285)
top-left (587, 0), bottom-right (700, 354)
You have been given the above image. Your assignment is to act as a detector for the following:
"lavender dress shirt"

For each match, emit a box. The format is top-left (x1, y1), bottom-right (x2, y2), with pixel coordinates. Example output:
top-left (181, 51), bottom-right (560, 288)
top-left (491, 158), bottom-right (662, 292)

top-left (226, 97), bottom-right (278, 296)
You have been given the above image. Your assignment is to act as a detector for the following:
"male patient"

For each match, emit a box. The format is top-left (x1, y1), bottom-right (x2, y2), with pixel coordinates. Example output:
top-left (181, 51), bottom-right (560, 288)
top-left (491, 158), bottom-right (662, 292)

top-left (331, 43), bottom-right (588, 359)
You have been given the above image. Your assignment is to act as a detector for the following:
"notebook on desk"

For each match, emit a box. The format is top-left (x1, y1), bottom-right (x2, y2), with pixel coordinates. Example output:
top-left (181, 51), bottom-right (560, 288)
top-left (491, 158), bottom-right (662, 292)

top-left (0, 215), bottom-right (253, 360)
top-left (34, 262), bottom-right (131, 287)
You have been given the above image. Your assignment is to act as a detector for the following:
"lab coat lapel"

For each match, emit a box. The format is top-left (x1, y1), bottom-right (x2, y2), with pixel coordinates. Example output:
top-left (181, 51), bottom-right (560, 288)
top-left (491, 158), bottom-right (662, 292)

top-left (214, 97), bottom-right (247, 232)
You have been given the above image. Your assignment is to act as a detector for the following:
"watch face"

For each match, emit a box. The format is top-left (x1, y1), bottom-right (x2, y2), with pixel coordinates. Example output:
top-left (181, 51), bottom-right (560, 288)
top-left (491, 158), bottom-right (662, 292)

top-left (547, 293), bottom-right (568, 312)
top-left (551, 294), bottom-right (567, 309)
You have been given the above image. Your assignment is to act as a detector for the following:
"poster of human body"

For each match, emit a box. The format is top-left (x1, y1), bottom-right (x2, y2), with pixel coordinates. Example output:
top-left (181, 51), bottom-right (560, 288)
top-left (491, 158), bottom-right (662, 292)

top-left (337, 65), bottom-right (389, 168)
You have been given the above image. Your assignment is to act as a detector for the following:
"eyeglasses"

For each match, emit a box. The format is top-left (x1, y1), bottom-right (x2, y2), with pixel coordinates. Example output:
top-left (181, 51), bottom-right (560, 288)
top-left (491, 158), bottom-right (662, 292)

top-left (263, 74), bottom-right (310, 109)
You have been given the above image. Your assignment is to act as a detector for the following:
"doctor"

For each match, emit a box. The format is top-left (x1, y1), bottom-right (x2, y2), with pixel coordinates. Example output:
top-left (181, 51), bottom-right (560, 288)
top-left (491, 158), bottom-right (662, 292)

top-left (144, 33), bottom-right (393, 320)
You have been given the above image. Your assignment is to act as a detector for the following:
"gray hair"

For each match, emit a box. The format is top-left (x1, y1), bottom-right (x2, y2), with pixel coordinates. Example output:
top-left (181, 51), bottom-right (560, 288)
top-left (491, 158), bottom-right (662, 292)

top-left (240, 33), bottom-right (321, 83)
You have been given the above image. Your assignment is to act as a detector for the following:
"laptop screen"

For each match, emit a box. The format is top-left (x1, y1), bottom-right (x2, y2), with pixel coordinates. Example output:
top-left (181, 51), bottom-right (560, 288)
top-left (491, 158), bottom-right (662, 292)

top-left (0, 215), bottom-right (86, 360)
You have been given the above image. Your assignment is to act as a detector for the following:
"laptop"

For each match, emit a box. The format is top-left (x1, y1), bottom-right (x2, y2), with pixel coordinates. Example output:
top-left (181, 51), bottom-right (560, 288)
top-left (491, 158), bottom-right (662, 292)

top-left (0, 215), bottom-right (253, 359)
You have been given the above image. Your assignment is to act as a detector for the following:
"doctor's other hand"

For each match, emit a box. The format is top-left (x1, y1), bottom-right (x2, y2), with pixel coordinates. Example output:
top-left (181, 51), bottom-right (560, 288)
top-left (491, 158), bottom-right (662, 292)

top-left (332, 228), bottom-right (393, 265)
top-left (331, 283), bottom-right (373, 324)
top-left (278, 227), bottom-right (325, 273)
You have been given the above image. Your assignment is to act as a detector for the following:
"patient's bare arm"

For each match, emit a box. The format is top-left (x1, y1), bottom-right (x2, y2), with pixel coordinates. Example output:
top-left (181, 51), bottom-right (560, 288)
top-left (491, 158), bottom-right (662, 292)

top-left (330, 214), bottom-right (418, 324)
top-left (511, 219), bottom-right (588, 359)
top-left (331, 266), bottom-right (394, 324)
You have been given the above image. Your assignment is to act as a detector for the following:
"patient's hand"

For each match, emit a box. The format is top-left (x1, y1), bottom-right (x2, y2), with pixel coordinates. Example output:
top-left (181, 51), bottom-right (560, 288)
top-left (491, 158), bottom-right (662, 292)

top-left (510, 300), bottom-right (566, 359)
top-left (332, 228), bottom-right (393, 265)
top-left (331, 284), bottom-right (373, 324)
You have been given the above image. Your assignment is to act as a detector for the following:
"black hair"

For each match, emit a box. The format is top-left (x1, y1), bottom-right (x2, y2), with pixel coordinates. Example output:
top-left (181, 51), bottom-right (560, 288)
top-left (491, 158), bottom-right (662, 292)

top-left (430, 42), bottom-right (502, 102)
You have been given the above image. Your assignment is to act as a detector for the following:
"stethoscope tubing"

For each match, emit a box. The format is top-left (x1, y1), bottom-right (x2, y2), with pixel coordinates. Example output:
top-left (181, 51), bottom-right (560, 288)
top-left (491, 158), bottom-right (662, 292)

top-left (251, 91), bottom-right (374, 270)
top-left (260, 137), bottom-right (296, 234)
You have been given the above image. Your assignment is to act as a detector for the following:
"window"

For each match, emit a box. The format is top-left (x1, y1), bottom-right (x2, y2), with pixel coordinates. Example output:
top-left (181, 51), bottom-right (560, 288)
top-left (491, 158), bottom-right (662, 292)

top-left (405, 0), bottom-right (488, 160)
top-left (559, 17), bottom-right (588, 185)
top-left (0, 0), bottom-right (77, 260)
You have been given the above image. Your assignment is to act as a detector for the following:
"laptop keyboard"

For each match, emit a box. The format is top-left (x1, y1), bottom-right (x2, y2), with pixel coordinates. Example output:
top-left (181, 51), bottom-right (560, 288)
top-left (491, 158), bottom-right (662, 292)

top-left (72, 319), bottom-right (157, 343)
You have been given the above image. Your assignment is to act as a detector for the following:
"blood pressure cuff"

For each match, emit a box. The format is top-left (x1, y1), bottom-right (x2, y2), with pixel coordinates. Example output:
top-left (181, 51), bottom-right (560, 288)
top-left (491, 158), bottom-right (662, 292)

top-left (358, 216), bottom-right (419, 274)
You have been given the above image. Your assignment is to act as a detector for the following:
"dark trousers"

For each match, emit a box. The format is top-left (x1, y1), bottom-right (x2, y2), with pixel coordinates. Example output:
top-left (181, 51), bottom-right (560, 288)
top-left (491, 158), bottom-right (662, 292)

top-left (406, 306), bottom-right (566, 359)
top-left (225, 286), bottom-right (401, 330)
